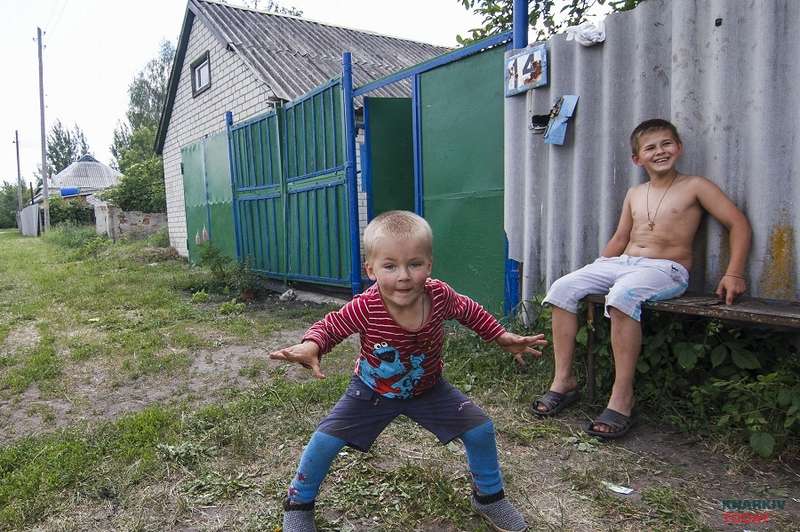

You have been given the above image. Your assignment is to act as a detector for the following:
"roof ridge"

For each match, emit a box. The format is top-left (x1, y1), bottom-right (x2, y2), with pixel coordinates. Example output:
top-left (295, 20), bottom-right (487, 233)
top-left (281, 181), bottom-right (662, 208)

top-left (196, 0), bottom-right (453, 49)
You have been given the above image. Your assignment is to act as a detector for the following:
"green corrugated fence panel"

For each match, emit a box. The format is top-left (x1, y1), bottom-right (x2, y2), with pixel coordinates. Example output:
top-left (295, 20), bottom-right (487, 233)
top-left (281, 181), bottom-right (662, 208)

top-left (365, 97), bottom-right (414, 216)
top-left (237, 195), bottom-right (284, 274)
top-left (284, 84), bottom-right (344, 180)
top-left (420, 46), bottom-right (507, 314)
top-left (229, 81), bottom-right (349, 287)
top-left (181, 141), bottom-right (208, 265)
top-left (204, 131), bottom-right (236, 260)
top-left (231, 113), bottom-right (281, 190)
top-left (285, 171), bottom-right (350, 285)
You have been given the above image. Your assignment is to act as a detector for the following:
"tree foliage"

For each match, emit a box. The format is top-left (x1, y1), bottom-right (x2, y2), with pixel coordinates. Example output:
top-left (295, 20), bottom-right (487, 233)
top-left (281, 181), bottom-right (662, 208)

top-left (46, 120), bottom-right (92, 175)
top-left (0, 182), bottom-right (19, 229)
top-left (101, 127), bottom-right (166, 213)
top-left (126, 41), bottom-right (175, 133)
top-left (456, 0), bottom-right (642, 44)
top-left (108, 41), bottom-right (175, 212)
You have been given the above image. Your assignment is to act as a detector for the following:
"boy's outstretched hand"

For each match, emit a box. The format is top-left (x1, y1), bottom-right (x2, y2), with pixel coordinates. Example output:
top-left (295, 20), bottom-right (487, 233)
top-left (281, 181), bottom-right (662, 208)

top-left (495, 332), bottom-right (548, 367)
top-left (269, 341), bottom-right (325, 379)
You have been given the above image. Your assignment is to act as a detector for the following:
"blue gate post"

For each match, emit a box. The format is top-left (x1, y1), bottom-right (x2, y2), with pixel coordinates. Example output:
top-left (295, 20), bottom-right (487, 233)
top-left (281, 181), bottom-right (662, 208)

top-left (342, 52), bottom-right (362, 296)
top-left (225, 111), bottom-right (242, 261)
top-left (503, 0), bottom-right (528, 316)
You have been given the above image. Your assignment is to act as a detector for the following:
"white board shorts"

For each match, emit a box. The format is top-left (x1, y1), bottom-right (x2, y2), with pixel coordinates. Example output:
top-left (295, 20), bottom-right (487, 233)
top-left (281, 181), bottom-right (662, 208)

top-left (543, 255), bottom-right (690, 322)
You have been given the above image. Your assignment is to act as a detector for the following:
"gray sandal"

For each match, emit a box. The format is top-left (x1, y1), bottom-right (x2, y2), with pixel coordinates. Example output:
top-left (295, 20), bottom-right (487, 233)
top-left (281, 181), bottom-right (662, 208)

top-left (531, 389), bottom-right (580, 417)
top-left (585, 408), bottom-right (635, 439)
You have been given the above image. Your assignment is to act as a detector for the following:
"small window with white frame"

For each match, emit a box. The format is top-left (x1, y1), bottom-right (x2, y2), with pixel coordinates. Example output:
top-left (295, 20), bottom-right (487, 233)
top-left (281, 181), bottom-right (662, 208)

top-left (191, 51), bottom-right (211, 97)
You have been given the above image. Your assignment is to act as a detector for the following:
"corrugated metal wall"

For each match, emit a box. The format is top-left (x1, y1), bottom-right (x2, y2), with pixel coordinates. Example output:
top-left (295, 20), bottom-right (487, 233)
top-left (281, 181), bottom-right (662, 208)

top-left (505, 0), bottom-right (799, 303)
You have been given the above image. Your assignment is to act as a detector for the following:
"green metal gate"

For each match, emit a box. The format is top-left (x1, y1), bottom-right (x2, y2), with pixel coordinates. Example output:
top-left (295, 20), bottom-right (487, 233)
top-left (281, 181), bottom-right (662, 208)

top-left (419, 46), bottom-right (507, 314)
top-left (181, 131), bottom-right (235, 264)
top-left (228, 80), bottom-right (352, 286)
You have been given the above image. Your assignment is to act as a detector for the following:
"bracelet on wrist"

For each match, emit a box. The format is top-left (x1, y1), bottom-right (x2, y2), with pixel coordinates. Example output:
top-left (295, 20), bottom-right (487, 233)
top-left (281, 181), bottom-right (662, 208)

top-left (724, 273), bottom-right (746, 280)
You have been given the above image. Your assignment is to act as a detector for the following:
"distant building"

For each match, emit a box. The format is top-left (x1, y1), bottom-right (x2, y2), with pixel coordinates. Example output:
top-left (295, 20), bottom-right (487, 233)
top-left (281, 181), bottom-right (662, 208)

top-left (36, 154), bottom-right (122, 203)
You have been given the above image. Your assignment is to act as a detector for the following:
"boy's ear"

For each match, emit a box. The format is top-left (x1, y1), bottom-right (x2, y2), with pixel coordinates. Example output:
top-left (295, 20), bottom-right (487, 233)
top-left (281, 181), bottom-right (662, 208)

top-left (364, 260), bottom-right (377, 281)
top-left (631, 153), bottom-right (643, 167)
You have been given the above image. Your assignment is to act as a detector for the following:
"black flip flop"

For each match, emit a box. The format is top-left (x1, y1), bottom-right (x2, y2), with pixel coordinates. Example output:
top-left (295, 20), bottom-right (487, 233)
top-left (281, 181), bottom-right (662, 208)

top-left (531, 389), bottom-right (580, 417)
top-left (584, 408), bottom-right (636, 439)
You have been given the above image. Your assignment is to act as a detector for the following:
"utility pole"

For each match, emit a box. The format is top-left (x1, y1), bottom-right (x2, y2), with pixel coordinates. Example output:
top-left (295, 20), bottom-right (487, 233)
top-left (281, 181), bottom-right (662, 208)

top-left (37, 26), bottom-right (50, 232)
top-left (14, 130), bottom-right (23, 210)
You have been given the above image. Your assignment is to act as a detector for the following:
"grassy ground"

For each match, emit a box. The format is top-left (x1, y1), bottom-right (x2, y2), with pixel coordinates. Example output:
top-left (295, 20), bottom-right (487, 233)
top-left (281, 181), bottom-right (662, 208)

top-left (0, 228), bottom-right (798, 531)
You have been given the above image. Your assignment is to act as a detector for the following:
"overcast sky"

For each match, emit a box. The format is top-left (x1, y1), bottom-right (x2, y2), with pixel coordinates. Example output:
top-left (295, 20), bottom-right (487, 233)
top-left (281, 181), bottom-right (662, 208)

top-left (0, 0), bottom-right (486, 187)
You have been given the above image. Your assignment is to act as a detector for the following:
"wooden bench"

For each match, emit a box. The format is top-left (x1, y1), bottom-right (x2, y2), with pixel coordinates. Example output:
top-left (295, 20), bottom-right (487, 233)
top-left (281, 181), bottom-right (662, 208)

top-left (583, 293), bottom-right (800, 401)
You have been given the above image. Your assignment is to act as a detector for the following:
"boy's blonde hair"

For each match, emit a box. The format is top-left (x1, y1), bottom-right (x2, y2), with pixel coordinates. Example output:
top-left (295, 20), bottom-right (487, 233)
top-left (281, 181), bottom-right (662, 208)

top-left (363, 210), bottom-right (433, 260)
top-left (630, 118), bottom-right (682, 155)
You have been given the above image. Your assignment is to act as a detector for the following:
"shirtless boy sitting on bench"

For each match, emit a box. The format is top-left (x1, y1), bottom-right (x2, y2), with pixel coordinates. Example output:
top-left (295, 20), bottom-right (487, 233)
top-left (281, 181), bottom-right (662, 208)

top-left (533, 118), bottom-right (752, 439)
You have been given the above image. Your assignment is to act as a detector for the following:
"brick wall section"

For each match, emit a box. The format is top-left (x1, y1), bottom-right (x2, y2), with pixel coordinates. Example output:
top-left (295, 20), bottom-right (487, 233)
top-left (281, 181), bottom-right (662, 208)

top-left (162, 18), bottom-right (274, 257)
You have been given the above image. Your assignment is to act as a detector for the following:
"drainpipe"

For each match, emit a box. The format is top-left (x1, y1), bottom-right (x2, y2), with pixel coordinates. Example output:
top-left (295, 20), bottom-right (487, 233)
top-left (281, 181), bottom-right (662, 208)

top-left (342, 52), bottom-right (362, 297)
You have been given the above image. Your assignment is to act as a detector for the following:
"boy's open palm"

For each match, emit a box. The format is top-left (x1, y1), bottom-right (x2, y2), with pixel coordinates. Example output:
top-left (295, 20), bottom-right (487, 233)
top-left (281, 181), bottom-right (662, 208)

top-left (495, 332), bottom-right (548, 366)
top-left (269, 341), bottom-right (325, 379)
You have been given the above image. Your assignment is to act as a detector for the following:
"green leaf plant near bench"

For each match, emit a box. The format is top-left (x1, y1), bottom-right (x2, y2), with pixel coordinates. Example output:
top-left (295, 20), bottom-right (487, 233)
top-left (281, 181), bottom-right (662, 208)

top-left (576, 295), bottom-right (800, 458)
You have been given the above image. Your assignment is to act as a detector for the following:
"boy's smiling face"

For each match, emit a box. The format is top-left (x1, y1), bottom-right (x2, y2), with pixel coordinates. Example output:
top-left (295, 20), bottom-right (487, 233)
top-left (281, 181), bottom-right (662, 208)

top-left (632, 129), bottom-right (683, 176)
top-left (365, 236), bottom-right (432, 314)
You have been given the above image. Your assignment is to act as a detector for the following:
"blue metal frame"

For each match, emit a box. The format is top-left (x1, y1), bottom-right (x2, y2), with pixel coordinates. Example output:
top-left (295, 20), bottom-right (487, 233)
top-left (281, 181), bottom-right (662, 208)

top-left (353, 31), bottom-right (513, 97)
top-left (225, 111), bottom-right (242, 260)
top-left (411, 74), bottom-right (423, 216)
top-left (513, 0), bottom-right (528, 49)
top-left (342, 52), bottom-right (362, 296)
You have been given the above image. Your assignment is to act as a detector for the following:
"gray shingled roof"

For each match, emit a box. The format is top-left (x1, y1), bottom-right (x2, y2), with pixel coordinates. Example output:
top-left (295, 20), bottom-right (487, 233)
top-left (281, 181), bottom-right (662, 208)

top-left (156, 0), bottom-right (451, 153)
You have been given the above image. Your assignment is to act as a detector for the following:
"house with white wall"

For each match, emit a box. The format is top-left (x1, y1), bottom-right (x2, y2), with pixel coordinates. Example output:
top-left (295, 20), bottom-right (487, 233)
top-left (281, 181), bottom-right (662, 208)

top-left (154, 0), bottom-right (448, 257)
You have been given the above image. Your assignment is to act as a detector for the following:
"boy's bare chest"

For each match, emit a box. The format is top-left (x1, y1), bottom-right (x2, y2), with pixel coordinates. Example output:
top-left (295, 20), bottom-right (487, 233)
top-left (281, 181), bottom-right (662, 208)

top-left (630, 186), bottom-right (701, 228)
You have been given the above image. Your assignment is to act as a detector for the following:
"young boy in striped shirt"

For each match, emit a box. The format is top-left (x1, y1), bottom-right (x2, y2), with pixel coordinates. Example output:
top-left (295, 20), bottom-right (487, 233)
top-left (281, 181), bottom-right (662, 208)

top-left (271, 210), bottom-right (547, 532)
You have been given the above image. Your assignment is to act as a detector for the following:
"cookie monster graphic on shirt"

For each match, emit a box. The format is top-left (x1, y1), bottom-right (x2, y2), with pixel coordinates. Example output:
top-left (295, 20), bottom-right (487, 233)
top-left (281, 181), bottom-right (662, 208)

top-left (358, 342), bottom-right (426, 399)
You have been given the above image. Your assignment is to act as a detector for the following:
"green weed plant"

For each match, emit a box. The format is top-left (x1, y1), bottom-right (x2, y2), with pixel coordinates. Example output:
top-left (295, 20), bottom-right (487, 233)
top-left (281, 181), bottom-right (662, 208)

top-left (577, 306), bottom-right (799, 457)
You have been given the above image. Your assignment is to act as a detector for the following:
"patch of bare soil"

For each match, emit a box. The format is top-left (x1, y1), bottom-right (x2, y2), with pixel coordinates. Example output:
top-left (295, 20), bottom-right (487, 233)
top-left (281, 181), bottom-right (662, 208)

top-left (1, 322), bottom-right (40, 353)
top-left (495, 406), bottom-right (800, 531)
top-left (0, 327), bottom-right (356, 446)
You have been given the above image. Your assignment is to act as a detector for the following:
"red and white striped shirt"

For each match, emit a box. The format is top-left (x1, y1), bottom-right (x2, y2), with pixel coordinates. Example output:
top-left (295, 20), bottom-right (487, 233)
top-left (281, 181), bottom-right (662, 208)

top-left (303, 278), bottom-right (505, 397)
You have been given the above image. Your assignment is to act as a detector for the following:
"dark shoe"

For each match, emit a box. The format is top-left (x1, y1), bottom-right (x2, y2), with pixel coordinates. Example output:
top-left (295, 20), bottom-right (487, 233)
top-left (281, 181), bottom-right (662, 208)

top-left (531, 389), bottom-right (580, 417)
top-left (283, 498), bottom-right (316, 532)
top-left (471, 490), bottom-right (527, 532)
top-left (584, 408), bottom-right (635, 440)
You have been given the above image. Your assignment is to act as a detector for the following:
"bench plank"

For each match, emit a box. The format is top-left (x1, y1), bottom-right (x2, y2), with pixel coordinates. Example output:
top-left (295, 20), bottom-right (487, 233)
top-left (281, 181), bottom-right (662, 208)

top-left (583, 294), bottom-right (800, 329)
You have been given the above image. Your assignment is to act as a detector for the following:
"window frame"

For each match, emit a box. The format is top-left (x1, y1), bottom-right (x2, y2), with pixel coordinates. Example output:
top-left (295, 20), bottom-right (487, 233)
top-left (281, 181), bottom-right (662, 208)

top-left (190, 51), bottom-right (211, 97)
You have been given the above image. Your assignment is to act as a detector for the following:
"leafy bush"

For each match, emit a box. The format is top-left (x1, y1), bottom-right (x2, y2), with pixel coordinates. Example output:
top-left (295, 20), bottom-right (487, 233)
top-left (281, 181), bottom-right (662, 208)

top-left (101, 156), bottom-right (165, 213)
top-left (197, 242), bottom-right (263, 299)
top-left (579, 309), bottom-right (800, 456)
top-left (49, 197), bottom-right (94, 226)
